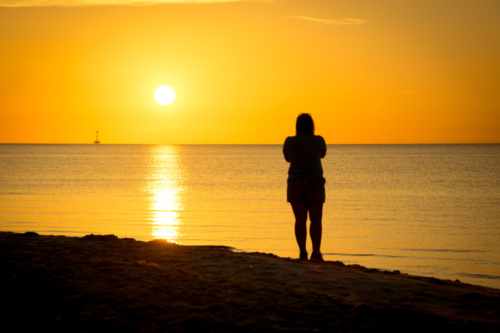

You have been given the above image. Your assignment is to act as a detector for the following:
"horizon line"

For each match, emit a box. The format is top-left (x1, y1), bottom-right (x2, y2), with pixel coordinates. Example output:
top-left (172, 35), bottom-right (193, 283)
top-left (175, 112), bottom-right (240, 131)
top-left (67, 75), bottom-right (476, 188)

top-left (1, 142), bottom-right (499, 145)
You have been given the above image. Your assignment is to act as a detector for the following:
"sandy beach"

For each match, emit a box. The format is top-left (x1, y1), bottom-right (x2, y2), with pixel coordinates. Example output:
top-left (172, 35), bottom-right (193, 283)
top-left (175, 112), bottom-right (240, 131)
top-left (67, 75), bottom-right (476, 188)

top-left (1, 231), bottom-right (499, 332)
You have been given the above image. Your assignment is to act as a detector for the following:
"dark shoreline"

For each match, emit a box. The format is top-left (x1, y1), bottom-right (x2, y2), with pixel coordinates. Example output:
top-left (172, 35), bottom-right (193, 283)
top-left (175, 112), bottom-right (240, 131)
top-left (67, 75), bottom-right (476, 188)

top-left (1, 231), bottom-right (499, 332)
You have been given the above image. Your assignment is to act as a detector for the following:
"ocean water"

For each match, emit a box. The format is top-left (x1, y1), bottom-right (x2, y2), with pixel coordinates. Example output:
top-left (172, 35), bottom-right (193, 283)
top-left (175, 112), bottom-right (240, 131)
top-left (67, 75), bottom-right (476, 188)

top-left (1, 144), bottom-right (499, 289)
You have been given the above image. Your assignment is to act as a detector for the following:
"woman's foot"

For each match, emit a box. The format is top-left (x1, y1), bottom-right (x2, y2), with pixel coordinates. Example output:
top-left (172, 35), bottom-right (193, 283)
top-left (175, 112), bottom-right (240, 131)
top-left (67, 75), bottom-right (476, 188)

top-left (310, 251), bottom-right (324, 262)
top-left (300, 251), bottom-right (308, 260)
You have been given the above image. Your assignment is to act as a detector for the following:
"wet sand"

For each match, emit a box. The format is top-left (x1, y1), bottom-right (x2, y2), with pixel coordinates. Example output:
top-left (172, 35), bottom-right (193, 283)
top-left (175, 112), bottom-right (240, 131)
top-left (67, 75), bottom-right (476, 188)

top-left (1, 231), bottom-right (499, 332)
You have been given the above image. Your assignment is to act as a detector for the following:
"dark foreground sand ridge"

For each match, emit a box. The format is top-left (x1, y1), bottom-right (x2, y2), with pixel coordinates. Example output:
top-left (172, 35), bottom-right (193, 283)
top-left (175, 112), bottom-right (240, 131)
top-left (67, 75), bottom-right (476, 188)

top-left (1, 231), bottom-right (499, 332)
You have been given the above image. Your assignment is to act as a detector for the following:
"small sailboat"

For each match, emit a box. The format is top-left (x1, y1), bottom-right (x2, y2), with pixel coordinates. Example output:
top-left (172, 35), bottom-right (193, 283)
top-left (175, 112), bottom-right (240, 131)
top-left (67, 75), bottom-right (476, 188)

top-left (94, 131), bottom-right (100, 144)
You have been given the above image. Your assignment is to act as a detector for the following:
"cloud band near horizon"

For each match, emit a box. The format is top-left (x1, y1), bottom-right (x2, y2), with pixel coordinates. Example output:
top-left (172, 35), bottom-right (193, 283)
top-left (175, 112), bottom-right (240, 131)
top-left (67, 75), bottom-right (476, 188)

top-left (0, 0), bottom-right (268, 7)
top-left (291, 16), bottom-right (367, 25)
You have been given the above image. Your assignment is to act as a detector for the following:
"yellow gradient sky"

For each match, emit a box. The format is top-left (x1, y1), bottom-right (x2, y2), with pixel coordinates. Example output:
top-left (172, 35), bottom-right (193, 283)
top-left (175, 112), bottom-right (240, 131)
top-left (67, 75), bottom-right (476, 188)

top-left (1, 0), bottom-right (499, 144)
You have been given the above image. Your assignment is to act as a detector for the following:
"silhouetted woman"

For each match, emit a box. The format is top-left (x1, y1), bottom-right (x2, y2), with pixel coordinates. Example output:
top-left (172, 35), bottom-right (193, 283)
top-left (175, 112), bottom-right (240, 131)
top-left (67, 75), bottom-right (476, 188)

top-left (283, 114), bottom-right (327, 261)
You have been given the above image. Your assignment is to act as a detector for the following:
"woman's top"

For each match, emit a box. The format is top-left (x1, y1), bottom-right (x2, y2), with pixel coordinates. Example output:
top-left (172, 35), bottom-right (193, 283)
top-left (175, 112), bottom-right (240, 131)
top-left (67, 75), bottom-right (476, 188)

top-left (283, 135), bottom-right (327, 179)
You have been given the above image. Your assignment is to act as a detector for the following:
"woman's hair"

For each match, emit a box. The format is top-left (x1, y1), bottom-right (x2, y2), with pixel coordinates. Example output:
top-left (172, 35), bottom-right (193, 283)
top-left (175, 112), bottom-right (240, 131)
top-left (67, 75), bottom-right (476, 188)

top-left (296, 113), bottom-right (315, 135)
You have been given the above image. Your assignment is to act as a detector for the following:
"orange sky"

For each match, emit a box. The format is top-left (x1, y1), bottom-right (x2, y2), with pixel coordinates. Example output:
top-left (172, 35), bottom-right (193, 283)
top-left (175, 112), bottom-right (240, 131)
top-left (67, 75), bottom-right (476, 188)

top-left (1, 0), bottom-right (499, 144)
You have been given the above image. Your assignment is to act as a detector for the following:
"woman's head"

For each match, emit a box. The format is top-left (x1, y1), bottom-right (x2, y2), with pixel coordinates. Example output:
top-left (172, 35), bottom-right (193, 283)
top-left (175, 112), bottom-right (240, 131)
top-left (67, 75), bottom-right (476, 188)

top-left (296, 113), bottom-right (315, 135)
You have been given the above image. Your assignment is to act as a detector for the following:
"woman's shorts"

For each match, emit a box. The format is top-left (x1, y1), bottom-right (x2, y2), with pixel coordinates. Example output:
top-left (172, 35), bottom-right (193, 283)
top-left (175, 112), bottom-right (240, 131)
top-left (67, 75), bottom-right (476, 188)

top-left (287, 177), bottom-right (326, 203)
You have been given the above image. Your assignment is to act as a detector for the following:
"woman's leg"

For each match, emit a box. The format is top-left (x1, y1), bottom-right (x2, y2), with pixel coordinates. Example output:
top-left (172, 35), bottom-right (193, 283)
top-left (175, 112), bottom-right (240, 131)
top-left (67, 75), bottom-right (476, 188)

top-left (291, 201), bottom-right (308, 252)
top-left (308, 202), bottom-right (323, 253)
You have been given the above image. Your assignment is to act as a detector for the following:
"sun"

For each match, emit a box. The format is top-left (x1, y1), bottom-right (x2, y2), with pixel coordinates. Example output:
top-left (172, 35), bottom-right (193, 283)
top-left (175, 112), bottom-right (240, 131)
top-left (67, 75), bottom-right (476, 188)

top-left (154, 85), bottom-right (176, 105)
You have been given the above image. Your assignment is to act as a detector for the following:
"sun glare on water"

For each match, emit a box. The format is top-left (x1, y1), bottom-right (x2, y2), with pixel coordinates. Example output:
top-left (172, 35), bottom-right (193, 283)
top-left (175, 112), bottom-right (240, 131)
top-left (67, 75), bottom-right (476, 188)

top-left (154, 85), bottom-right (176, 105)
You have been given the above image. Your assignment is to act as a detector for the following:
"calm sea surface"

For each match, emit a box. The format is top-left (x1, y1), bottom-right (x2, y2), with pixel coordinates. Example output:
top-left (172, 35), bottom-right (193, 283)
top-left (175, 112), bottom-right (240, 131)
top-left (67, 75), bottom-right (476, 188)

top-left (1, 144), bottom-right (499, 289)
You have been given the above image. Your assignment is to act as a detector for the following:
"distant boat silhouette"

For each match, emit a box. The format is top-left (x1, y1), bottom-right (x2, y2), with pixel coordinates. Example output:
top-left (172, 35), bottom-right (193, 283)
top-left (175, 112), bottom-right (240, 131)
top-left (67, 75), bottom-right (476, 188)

top-left (94, 131), bottom-right (100, 144)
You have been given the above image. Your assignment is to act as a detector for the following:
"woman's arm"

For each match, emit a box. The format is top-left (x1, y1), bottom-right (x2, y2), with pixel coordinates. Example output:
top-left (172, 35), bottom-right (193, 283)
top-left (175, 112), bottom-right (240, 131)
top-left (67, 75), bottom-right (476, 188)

top-left (283, 137), bottom-right (290, 162)
top-left (320, 136), bottom-right (326, 158)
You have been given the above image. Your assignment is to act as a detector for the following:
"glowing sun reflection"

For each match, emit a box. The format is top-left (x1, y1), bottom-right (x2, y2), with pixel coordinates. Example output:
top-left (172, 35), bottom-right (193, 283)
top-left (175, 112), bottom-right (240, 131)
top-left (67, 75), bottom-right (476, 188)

top-left (145, 146), bottom-right (186, 243)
